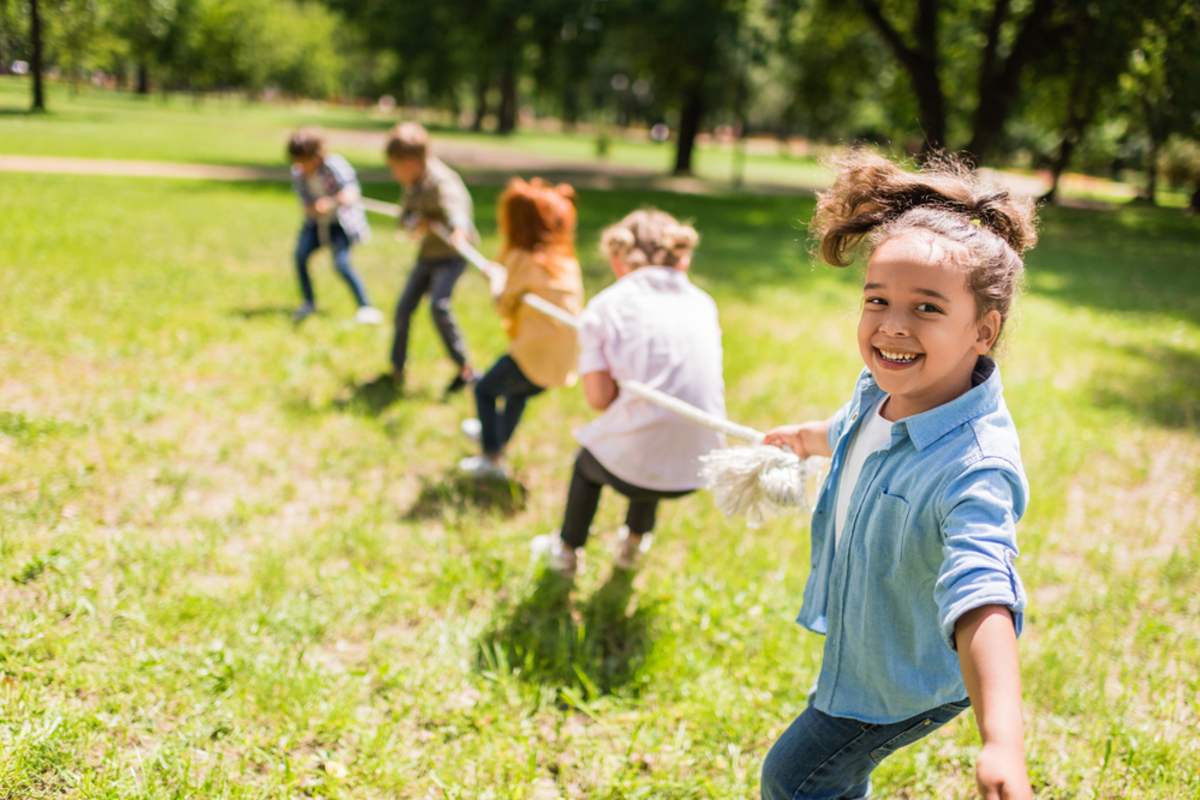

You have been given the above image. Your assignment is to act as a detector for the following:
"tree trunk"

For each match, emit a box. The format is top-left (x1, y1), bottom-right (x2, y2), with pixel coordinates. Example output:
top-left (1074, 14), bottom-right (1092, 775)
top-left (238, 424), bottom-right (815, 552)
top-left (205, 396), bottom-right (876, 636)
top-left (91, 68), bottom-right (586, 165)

top-left (908, 60), bottom-right (946, 153)
top-left (137, 61), bottom-right (150, 95)
top-left (471, 75), bottom-right (489, 131)
top-left (673, 88), bottom-right (704, 175)
top-left (562, 82), bottom-right (579, 132)
top-left (1041, 132), bottom-right (1076, 205)
top-left (858, 0), bottom-right (946, 152)
top-left (1143, 122), bottom-right (1161, 205)
top-left (1188, 184), bottom-right (1200, 215)
top-left (30, 0), bottom-right (45, 111)
top-left (496, 60), bottom-right (517, 134)
top-left (965, 0), bottom-right (1056, 164)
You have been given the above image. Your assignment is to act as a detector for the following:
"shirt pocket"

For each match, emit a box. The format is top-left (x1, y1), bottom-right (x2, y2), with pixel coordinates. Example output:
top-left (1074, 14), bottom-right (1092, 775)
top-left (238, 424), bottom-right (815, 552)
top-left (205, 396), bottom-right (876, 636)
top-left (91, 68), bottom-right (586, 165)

top-left (874, 490), bottom-right (912, 564)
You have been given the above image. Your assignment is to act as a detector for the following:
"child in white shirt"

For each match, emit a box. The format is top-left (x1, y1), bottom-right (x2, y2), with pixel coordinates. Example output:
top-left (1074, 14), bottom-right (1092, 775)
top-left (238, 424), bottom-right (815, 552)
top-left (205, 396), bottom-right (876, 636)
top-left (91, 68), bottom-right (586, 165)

top-left (532, 209), bottom-right (727, 578)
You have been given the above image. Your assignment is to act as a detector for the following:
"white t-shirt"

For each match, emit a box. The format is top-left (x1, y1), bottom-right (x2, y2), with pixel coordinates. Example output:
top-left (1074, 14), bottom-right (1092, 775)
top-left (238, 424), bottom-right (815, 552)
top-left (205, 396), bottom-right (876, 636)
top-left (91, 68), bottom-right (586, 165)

top-left (834, 396), bottom-right (894, 547)
top-left (573, 267), bottom-right (726, 491)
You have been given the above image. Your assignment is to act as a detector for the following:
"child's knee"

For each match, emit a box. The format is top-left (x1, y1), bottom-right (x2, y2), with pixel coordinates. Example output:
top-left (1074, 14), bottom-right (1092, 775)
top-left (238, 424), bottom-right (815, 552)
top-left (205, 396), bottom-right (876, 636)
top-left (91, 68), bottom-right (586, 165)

top-left (759, 741), bottom-right (795, 800)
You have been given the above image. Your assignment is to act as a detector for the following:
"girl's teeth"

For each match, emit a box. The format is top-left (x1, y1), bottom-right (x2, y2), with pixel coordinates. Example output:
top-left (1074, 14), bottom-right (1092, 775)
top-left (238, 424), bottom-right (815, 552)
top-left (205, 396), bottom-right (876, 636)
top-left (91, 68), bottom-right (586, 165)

top-left (880, 349), bottom-right (917, 362)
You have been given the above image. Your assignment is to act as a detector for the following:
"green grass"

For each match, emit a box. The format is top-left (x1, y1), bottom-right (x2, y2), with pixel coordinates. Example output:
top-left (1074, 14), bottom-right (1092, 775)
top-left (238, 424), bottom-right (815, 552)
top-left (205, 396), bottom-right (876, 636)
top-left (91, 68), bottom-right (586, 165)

top-left (0, 76), bottom-right (826, 189)
top-left (1, 131), bottom-right (1200, 797)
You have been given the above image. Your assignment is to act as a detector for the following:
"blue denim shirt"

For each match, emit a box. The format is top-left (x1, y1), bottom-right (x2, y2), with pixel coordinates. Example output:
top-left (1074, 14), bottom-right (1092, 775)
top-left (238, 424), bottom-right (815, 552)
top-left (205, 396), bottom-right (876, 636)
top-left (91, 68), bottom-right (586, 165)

top-left (799, 357), bottom-right (1028, 724)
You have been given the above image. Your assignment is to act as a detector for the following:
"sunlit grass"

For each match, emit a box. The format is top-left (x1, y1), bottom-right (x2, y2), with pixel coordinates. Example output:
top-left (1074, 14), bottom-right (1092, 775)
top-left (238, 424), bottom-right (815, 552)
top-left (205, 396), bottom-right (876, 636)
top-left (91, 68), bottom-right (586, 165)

top-left (0, 165), bottom-right (1198, 798)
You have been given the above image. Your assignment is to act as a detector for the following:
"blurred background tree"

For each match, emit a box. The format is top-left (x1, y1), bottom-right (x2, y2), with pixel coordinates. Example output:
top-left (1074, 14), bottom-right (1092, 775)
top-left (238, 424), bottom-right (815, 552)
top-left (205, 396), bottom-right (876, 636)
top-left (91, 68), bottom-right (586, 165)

top-left (6, 0), bottom-right (1199, 198)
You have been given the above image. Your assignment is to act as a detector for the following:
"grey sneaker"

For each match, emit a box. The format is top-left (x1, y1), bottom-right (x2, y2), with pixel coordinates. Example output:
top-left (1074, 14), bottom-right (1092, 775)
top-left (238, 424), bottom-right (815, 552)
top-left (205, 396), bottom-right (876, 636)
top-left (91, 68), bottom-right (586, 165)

top-left (613, 525), bottom-right (653, 571)
top-left (458, 454), bottom-right (508, 480)
top-left (292, 302), bottom-right (316, 323)
top-left (530, 533), bottom-right (582, 578)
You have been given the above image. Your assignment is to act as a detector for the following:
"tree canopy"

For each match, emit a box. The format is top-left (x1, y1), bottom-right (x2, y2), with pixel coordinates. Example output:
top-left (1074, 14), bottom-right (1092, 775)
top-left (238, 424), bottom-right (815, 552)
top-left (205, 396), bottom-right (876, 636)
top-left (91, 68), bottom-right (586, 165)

top-left (9, 0), bottom-right (1200, 196)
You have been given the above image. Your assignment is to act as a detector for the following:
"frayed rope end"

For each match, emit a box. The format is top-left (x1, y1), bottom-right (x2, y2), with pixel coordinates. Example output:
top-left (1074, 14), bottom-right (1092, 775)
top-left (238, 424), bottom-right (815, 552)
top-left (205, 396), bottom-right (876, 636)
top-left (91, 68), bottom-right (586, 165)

top-left (699, 446), bottom-right (828, 529)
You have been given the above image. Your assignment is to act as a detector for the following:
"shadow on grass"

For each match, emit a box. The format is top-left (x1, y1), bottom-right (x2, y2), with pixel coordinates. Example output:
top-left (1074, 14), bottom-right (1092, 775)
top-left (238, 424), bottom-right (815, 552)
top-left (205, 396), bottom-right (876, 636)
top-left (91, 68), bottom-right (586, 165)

top-left (477, 568), bottom-right (655, 697)
top-left (229, 305), bottom-right (296, 321)
top-left (1090, 342), bottom-right (1200, 429)
top-left (405, 471), bottom-right (528, 520)
top-left (1030, 205), bottom-right (1200, 325)
top-left (332, 373), bottom-right (405, 416)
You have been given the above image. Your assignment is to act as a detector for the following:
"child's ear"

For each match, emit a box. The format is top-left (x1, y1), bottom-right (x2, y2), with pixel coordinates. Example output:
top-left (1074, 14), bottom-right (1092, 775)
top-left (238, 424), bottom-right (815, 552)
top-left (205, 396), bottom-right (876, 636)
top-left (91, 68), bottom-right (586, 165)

top-left (974, 309), bottom-right (1001, 354)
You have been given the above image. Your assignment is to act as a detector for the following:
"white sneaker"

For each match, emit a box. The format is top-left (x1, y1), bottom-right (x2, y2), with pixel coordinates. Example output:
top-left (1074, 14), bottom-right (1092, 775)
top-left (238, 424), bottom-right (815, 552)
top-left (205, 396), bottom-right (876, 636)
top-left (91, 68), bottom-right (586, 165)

top-left (613, 525), bottom-right (653, 571)
top-left (355, 306), bottom-right (385, 325)
top-left (460, 418), bottom-right (482, 445)
top-left (530, 533), bottom-right (582, 578)
top-left (458, 454), bottom-right (508, 480)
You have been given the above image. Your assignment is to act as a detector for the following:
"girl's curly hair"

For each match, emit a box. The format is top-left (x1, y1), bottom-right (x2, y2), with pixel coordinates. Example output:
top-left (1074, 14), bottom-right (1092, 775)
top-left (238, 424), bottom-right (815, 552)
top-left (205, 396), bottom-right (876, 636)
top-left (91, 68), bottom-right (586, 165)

top-left (600, 208), bottom-right (699, 270)
top-left (812, 151), bottom-right (1039, 351)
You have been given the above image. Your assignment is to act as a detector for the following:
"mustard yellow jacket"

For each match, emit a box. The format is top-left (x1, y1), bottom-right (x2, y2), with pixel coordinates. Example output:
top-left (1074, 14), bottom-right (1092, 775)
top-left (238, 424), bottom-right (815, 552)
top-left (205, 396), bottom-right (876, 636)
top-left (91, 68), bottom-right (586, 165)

top-left (497, 249), bottom-right (584, 388)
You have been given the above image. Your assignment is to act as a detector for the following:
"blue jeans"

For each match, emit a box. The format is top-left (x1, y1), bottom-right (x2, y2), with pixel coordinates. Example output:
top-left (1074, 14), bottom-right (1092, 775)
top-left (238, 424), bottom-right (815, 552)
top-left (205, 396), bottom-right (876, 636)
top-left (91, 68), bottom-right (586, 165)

top-left (474, 355), bottom-right (543, 455)
top-left (761, 697), bottom-right (970, 800)
top-left (295, 220), bottom-right (370, 307)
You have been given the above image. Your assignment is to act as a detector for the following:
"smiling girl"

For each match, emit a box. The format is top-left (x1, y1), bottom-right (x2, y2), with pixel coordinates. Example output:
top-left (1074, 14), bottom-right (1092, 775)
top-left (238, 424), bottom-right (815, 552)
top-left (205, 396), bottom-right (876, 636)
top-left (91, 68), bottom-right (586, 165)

top-left (760, 152), bottom-right (1038, 800)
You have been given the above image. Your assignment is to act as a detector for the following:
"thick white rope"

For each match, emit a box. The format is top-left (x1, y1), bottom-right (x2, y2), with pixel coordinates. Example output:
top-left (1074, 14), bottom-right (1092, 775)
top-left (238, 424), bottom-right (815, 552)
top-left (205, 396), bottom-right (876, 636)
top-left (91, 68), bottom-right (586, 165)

top-left (362, 200), bottom-right (827, 521)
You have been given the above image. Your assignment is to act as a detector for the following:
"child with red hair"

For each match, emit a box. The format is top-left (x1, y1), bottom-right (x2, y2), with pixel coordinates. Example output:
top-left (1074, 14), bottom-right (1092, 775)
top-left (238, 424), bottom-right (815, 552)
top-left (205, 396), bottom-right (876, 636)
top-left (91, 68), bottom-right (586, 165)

top-left (459, 178), bottom-right (584, 479)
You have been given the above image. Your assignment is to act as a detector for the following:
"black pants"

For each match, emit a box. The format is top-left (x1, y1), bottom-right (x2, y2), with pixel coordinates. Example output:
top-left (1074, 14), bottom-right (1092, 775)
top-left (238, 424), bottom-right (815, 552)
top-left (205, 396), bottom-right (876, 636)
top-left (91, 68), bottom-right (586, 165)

top-left (391, 256), bottom-right (469, 372)
top-left (475, 355), bottom-right (544, 456)
top-left (560, 448), bottom-right (693, 549)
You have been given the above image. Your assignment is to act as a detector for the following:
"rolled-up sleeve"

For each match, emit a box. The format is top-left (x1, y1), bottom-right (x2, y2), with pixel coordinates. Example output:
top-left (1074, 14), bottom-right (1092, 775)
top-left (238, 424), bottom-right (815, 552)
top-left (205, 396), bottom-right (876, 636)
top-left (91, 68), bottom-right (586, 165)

top-left (576, 306), bottom-right (609, 376)
top-left (934, 460), bottom-right (1028, 650)
top-left (324, 154), bottom-right (359, 192)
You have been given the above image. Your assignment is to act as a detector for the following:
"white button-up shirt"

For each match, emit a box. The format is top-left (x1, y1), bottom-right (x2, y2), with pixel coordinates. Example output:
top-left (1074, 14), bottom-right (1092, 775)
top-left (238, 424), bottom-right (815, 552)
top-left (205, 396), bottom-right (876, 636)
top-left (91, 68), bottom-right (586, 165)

top-left (573, 266), bottom-right (727, 491)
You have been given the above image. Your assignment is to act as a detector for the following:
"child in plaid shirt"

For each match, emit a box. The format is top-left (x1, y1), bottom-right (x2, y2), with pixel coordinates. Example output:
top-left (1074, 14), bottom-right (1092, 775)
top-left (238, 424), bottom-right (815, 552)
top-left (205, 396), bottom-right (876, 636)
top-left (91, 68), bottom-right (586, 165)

top-left (286, 127), bottom-right (382, 325)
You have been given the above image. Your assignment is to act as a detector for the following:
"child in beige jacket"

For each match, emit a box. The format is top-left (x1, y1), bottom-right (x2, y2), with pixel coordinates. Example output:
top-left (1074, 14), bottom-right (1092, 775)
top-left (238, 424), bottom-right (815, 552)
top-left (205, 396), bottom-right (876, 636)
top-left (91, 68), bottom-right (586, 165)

top-left (459, 178), bottom-right (584, 479)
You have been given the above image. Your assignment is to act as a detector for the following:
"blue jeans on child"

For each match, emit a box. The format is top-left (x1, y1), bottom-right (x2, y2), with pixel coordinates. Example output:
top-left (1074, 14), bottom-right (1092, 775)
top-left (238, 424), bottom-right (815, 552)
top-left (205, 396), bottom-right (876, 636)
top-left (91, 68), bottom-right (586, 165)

top-left (761, 697), bottom-right (970, 800)
top-left (295, 220), bottom-right (371, 307)
top-left (474, 355), bottom-right (544, 455)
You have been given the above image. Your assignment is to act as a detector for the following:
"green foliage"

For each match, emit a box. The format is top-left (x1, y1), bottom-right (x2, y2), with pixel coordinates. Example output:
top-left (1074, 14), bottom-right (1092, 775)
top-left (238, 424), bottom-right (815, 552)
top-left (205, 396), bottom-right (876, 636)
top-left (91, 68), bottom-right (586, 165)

top-left (1160, 136), bottom-right (1200, 190)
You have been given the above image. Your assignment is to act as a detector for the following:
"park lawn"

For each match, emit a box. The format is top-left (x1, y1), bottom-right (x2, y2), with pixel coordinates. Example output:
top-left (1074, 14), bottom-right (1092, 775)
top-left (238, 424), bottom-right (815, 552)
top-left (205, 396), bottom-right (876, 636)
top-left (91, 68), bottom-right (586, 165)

top-left (0, 76), bottom-right (836, 191)
top-left (1, 168), bottom-right (1199, 799)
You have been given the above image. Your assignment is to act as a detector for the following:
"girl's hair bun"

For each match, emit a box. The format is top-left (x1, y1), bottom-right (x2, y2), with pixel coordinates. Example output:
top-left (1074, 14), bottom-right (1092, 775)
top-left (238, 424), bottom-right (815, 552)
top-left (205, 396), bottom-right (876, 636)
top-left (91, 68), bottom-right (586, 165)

top-left (600, 208), bottom-right (699, 269)
top-left (811, 149), bottom-right (1040, 355)
top-left (555, 183), bottom-right (578, 207)
top-left (813, 151), bottom-right (1037, 266)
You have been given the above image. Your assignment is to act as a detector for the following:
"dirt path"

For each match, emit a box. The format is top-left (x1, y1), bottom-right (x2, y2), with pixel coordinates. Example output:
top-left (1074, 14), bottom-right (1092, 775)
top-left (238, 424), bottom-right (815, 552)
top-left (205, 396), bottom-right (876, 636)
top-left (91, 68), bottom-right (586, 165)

top-left (0, 147), bottom-right (729, 196)
top-left (0, 142), bottom-right (1127, 207)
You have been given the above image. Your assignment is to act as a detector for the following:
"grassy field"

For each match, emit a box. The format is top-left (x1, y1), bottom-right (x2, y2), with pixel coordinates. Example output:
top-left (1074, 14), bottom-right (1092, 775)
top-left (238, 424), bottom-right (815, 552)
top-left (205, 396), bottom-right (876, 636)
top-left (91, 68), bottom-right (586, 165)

top-left (0, 77), bottom-right (835, 191)
top-left (3, 90), bottom-right (1200, 798)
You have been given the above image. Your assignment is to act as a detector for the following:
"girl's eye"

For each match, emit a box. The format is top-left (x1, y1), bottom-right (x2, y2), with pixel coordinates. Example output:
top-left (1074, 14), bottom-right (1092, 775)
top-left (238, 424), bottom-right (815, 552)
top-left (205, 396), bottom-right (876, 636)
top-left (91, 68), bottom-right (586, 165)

top-left (864, 297), bottom-right (887, 306)
top-left (917, 302), bottom-right (942, 314)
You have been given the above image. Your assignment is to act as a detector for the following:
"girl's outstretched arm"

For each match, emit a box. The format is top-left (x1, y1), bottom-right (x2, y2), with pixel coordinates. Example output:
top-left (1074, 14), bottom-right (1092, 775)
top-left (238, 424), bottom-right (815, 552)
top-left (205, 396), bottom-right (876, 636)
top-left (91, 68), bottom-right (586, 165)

top-left (955, 605), bottom-right (1033, 800)
top-left (762, 418), bottom-right (833, 459)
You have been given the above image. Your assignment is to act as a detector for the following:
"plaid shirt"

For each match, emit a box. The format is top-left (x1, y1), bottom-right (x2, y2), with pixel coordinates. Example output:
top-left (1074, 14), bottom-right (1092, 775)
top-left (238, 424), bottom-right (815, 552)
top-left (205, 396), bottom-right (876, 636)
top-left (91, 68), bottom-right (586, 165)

top-left (290, 153), bottom-right (371, 244)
